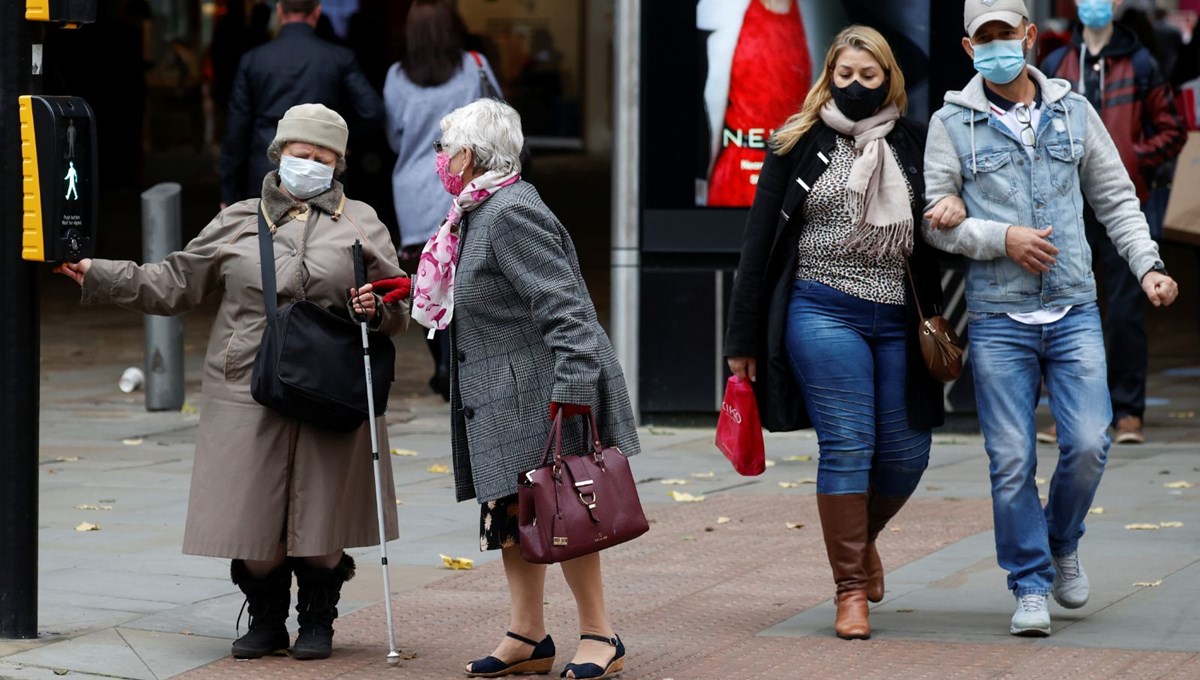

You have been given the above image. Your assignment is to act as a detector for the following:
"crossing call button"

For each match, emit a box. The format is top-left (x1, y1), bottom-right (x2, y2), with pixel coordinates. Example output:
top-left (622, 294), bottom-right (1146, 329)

top-left (19, 95), bottom-right (97, 262)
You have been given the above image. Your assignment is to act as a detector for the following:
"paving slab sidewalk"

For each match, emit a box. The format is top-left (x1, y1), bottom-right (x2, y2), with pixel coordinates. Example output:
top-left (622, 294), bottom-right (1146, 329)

top-left (2, 276), bottom-right (1200, 679)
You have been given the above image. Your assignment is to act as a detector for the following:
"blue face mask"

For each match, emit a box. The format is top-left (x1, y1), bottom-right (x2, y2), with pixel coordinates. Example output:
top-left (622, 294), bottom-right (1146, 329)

top-left (1077, 0), bottom-right (1113, 30)
top-left (971, 31), bottom-right (1029, 85)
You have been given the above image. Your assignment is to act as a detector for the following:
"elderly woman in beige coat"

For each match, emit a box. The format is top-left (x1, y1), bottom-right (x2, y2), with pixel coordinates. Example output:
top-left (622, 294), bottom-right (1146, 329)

top-left (55, 104), bottom-right (408, 662)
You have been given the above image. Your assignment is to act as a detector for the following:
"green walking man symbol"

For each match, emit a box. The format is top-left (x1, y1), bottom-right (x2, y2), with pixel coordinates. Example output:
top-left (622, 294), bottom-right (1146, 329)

top-left (64, 160), bottom-right (79, 200)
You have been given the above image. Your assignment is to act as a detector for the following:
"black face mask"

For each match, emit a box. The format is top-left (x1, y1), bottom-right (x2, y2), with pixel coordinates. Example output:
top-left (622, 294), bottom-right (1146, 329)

top-left (831, 80), bottom-right (888, 122)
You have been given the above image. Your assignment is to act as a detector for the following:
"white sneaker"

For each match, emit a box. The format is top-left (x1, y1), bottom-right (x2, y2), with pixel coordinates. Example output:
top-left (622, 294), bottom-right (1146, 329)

top-left (1010, 593), bottom-right (1051, 636)
top-left (1052, 551), bottom-right (1089, 609)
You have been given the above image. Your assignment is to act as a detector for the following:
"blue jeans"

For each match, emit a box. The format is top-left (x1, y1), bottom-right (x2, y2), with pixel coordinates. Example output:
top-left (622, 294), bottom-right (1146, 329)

top-left (968, 303), bottom-right (1111, 596)
top-left (783, 280), bottom-right (931, 497)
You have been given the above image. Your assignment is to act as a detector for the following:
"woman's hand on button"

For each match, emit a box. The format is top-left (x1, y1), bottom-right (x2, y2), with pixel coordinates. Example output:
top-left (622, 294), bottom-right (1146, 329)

top-left (53, 258), bottom-right (92, 286)
top-left (349, 283), bottom-right (377, 320)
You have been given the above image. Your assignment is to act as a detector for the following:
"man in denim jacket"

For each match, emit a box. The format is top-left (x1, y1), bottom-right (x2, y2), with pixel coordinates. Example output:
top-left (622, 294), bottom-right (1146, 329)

top-left (922, 0), bottom-right (1178, 637)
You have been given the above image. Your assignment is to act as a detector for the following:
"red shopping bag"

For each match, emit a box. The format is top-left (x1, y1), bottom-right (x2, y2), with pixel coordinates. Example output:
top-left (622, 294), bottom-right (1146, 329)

top-left (715, 376), bottom-right (765, 476)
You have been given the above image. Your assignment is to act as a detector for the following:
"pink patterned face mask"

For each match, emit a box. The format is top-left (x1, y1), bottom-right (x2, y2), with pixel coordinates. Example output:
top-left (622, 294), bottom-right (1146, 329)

top-left (435, 152), bottom-right (464, 196)
top-left (410, 168), bottom-right (522, 337)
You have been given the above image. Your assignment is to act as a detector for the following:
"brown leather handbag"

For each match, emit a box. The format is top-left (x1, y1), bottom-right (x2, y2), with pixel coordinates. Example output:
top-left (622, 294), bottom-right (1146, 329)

top-left (904, 260), bottom-right (964, 383)
top-left (517, 411), bottom-right (649, 564)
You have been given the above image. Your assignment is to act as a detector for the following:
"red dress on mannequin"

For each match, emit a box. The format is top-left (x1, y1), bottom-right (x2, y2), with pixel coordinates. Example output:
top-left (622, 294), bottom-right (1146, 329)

top-left (707, 0), bottom-right (811, 207)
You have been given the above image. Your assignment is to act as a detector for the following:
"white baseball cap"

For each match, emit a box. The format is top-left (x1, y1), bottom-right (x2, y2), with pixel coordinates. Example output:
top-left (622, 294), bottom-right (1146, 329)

top-left (964, 0), bottom-right (1030, 37)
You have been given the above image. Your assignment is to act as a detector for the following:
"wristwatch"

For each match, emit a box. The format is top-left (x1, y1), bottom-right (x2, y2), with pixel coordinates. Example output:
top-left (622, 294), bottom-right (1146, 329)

top-left (1147, 261), bottom-right (1168, 278)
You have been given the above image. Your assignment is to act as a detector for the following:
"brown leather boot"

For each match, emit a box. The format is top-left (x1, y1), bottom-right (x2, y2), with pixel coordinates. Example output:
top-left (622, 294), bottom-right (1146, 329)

top-left (817, 493), bottom-right (871, 640)
top-left (865, 492), bottom-right (911, 603)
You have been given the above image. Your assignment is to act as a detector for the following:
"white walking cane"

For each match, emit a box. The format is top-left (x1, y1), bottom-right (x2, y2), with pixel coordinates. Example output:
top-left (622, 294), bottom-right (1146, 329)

top-left (352, 240), bottom-right (402, 667)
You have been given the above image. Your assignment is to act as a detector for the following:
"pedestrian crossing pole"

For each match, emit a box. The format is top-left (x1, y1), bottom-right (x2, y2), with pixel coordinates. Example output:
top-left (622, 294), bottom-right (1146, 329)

top-left (0, 0), bottom-right (44, 639)
top-left (1, 0), bottom-right (97, 640)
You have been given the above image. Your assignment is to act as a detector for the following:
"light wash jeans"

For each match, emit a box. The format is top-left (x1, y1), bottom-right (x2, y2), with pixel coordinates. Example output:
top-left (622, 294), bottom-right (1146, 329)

top-left (968, 302), bottom-right (1112, 596)
top-left (783, 280), bottom-right (931, 497)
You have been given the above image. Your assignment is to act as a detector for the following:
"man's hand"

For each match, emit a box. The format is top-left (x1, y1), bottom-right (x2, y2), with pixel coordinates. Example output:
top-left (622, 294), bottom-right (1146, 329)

top-left (727, 356), bottom-right (756, 382)
top-left (1005, 226), bottom-right (1059, 274)
top-left (1141, 271), bottom-right (1179, 307)
top-left (924, 196), bottom-right (967, 230)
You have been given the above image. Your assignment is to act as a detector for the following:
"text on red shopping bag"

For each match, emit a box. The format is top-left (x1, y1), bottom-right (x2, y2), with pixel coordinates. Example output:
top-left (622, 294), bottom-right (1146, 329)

top-left (715, 376), bottom-right (765, 476)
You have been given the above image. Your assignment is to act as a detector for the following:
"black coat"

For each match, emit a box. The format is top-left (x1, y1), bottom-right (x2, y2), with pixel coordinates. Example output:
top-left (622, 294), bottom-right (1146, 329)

top-left (724, 118), bottom-right (946, 433)
top-left (219, 23), bottom-right (385, 205)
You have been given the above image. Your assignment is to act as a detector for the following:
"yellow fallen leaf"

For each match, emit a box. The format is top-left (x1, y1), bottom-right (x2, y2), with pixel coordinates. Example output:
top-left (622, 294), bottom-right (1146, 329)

top-left (181, 630), bottom-right (193, 636)
top-left (55, 456), bottom-right (80, 462)
top-left (785, 522), bottom-right (805, 530)
top-left (1035, 477), bottom-right (1047, 486)
top-left (1164, 481), bottom-right (1194, 489)
top-left (1133, 580), bottom-right (1163, 587)
top-left (690, 471), bottom-right (716, 479)
top-left (75, 522), bottom-right (99, 532)
top-left (439, 554), bottom-right (474, 570)
top-left (121, 438), bottom-right (144, 446)
top-left (395, 499), bottom-right (404, 505)
top-left (390, 448), bottom-right (419, 457)
top-left (1089, 507), bottom-right (1105, 515)
top-left (764, 459), bottom-right (776, 468)
top-left (1125, 523), bottom-right (1160, 530)
top-left (660, 479), bottom-right (689, 485)
top-left (669, 491), bottom-right (705, 502)
top-left (180, 402), bottom-right (199, 415)
top-left (799, 477), bottom-right (817, 484)
top-left (716, 516), bottom-right (732, 524)
top-left (778, 482), bottom-right (799, 489)
top-left (782, 455), bottom-right (812, 462)
top-left (1159, 521), bottom-right (1184, 528)
top-left (426, 464), bottom-right (450, 474)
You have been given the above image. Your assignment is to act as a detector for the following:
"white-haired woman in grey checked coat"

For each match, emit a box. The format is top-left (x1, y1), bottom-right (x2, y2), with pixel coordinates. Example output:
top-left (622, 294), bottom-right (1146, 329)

top-left (427, 99), bottom-right (639, 679)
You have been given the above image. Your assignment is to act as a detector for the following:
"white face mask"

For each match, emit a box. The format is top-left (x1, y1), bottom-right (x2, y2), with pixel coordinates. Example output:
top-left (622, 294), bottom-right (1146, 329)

top-left (279, 155), bottom-right (334, 199)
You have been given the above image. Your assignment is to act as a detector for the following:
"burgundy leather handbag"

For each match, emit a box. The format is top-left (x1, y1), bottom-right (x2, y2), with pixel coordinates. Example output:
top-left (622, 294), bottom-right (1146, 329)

top-left (517, 411), bottom-right (649, 564)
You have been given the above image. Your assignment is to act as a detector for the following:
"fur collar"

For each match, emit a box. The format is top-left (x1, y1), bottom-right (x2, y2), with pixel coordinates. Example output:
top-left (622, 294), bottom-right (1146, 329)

top-left (260, 171), bottom-right (346, 230)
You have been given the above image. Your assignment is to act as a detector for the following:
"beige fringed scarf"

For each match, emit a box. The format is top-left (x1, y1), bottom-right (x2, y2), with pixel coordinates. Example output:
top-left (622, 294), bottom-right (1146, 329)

top-left (818, 101), bottom-right (912, 259)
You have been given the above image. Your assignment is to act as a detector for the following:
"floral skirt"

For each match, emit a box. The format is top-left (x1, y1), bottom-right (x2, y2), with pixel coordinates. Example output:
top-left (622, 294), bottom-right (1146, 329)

top-left (480, 494), bottom-right (520, 551)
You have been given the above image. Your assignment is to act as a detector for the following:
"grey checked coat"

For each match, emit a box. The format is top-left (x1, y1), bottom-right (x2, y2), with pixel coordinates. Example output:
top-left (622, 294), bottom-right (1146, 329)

top-left (449, 181), bottom-right (640, 503)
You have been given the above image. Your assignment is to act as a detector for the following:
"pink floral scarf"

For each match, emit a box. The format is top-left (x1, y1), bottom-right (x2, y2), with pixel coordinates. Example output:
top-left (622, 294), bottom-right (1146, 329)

top-left (411, 170), bottom-right (521, 337)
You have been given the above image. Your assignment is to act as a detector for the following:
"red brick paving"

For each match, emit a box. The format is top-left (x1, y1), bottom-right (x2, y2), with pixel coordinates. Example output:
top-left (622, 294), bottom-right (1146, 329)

top-left (178, 495), bottom-right (1200, 679)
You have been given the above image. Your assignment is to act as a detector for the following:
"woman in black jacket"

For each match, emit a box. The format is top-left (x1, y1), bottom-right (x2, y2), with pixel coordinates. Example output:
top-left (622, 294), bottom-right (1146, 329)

top-left (724, 25), bottom-right (963, 641)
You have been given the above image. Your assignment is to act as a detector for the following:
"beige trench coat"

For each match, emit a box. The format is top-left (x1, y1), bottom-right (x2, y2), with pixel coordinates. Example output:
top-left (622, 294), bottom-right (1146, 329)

top-left (82, 190), bottom-right (408, 560)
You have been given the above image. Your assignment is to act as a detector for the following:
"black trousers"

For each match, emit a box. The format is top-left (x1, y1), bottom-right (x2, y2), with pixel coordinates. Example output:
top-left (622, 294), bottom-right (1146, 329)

top-left (1084, 204), bottom-right (1147, 424)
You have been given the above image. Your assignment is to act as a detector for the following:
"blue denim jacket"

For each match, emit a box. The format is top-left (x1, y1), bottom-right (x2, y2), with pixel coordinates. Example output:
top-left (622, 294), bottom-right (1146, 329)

top-left (923, 67), bottom-right (1162, 313)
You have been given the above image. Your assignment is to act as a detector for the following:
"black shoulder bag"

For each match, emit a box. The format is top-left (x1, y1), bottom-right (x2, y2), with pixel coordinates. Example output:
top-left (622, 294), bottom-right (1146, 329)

top-left (250, 206), bottom-right (395, 432)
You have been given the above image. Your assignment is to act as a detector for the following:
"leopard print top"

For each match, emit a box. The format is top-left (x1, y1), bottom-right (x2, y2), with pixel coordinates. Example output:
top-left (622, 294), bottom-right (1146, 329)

top-left (795, 134), bottom-right (911, 305)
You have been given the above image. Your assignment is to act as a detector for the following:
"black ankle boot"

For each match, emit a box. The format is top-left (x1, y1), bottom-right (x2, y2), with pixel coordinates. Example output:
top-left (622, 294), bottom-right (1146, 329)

top-left (230, 559), bottom-right (292, 659)
top-left (292, 554), bottom-right (355, 660)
